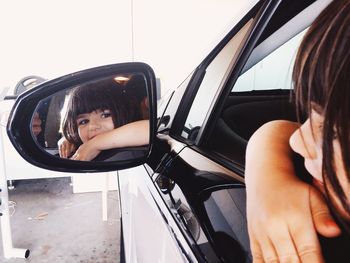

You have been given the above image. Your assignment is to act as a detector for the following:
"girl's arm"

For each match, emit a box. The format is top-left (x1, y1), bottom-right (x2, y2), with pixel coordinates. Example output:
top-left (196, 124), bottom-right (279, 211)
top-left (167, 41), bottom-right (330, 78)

top-left (93, 119), bottom-right (149, 150)
top-left (245, 120), bottom-right (340, 263)
top-left (71, 120), bottom-right (149, 161)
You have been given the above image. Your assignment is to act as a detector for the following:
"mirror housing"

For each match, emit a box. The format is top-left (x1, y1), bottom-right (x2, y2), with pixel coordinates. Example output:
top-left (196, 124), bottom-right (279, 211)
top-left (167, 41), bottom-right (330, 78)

top-left (7, 62), bottom-right (157, 173)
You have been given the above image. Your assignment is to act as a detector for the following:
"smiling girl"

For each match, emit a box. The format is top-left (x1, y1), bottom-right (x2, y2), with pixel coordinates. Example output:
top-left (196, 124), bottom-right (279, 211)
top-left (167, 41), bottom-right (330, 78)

top-left (60, 78), bottom-right (149, 161)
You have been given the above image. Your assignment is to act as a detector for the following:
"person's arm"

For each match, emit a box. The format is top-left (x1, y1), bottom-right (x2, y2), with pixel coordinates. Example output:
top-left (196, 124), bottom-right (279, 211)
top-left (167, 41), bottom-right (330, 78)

top-left (71, 120), bottom-right (149, 161)
top-left (245, 120), bottom-right (340, 263)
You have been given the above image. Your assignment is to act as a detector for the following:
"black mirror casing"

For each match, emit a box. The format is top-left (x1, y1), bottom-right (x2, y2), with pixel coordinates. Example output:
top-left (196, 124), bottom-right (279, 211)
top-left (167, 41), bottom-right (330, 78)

top-left (7, 62), bottom-right (157, 173)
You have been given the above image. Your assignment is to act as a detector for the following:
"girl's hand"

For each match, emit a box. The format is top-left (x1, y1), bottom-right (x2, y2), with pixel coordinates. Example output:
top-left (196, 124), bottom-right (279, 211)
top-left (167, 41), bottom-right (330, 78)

top-left (70, 139), bottom-right (101, 161)
top-left (246, 177), bottom-right (340, 263)
top-left (245, 120), bottom-right (341, 263)
top-left (58, 137), bottom-right (76, 158)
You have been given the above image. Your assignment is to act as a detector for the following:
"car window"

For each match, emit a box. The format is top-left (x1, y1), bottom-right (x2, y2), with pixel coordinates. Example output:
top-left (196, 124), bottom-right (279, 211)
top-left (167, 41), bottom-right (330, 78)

top-left (157, 70), bottom-right (194, 132)
top-left (206, 29), bottom-right (307, 168)
top-left (181, 19), bottom-right (254, 140)
top-left (233, 30), bottom-right (305, 92)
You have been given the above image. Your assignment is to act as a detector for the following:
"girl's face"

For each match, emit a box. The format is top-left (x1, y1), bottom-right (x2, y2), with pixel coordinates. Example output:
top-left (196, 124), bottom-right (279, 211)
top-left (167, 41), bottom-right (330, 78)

top-left (289, 108), bottom-right (350, 220)
top-left (76, 109), bottom-right (114, 143)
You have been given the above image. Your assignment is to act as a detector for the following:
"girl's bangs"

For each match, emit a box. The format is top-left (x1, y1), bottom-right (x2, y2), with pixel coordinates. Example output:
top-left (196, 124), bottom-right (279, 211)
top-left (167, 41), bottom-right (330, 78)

top-left (71, 85), bottom-right (120, 117)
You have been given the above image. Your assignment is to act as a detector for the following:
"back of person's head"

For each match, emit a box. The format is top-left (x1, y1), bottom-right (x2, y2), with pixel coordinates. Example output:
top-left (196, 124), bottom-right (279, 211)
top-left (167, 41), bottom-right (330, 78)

top-left (292, 0), bottom-right (350, 231)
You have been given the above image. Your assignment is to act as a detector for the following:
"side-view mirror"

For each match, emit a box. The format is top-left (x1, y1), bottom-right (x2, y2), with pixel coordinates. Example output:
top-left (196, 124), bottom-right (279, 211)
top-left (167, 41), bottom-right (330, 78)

top-left (7, 63), bottom-right (157, 172)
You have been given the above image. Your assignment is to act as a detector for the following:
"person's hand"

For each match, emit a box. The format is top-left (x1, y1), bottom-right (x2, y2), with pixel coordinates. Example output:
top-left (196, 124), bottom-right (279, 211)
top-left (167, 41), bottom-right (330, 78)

top-left (58, 137), bottom-right (76, 158)
top-left (246, 173), bottom-right (341, 263)
top-left (245, 120), bottom-right (341, 263)
top-left (32, 112), bottom-right (42, 136)
top-left (70, 139), bottom-right (101, 161)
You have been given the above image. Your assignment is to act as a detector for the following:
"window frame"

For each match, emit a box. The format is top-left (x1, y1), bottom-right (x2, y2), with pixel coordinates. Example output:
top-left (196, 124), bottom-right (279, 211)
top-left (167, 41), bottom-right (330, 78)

top-left (168, 0), bottom-right (268, 143)
top-left (196, 0), bottom-right (327, 174)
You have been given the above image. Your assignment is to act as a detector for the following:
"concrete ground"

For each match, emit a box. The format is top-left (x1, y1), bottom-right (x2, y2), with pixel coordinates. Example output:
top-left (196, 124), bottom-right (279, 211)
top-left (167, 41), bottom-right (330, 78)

top-left (0, 178), bottom-right (120, 263)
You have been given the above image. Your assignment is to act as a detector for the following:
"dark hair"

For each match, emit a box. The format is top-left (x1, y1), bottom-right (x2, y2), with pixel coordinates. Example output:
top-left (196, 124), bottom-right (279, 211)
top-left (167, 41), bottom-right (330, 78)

top-left (293, 0), bottom-right (350, 231)
top-left (63, 78), bottom-right (141, 147)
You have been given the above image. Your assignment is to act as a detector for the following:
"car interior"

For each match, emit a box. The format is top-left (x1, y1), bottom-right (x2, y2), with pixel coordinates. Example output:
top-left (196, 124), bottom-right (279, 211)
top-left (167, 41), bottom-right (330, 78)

top-left (206, 0), bottom-right (330, 169)
top-left (210, 90), bottom-right (296, 166)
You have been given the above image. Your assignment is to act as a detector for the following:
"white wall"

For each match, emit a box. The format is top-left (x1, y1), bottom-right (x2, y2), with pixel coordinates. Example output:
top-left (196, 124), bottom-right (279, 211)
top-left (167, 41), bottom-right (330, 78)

top-left (132, 0), bottom-right (257, 95)
top-left (0, 0), bottom-right (256, 95)
top-left (0, 0), bottom-right (132, 89)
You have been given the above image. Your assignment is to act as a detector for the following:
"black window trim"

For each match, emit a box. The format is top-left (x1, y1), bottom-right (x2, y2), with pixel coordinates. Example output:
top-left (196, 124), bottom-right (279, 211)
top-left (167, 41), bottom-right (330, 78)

top-left (198, 0), bottom-right (282, 148)
top-left (168, 0), bottom-right (268, 142)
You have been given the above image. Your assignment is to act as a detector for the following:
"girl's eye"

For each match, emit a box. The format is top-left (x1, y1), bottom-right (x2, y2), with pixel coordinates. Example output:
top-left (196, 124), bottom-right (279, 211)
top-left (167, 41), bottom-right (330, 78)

top-left (77, 119), bottom-right (89, 126)
top-left (101, 111), bottom-right (111, 118)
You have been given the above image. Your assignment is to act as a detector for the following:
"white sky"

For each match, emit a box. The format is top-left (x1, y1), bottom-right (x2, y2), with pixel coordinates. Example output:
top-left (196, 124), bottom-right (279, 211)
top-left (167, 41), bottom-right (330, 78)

top-left (0, 0), bottom-right (256, 95)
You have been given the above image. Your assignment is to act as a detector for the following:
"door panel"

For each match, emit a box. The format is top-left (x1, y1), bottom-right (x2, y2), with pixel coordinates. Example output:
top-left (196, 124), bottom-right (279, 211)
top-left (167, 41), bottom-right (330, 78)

top-left (119, 165), bottom-right (193, 263)
top-left (154, 146), bottom-right (251, 263)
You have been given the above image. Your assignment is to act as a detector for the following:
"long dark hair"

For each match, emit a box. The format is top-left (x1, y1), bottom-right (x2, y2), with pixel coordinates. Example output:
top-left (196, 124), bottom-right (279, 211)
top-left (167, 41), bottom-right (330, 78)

top-left (63, 78), bottom-right (141, 148)
top-left (293, 0), bottom-right (350, 231)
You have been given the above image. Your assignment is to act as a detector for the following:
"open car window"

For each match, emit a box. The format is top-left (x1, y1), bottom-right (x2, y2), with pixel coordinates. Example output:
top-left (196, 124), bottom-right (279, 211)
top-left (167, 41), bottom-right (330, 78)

top-left (207, 29), bottom-right (306, 168)
top-left (195, 1), bottom-right (332, 170)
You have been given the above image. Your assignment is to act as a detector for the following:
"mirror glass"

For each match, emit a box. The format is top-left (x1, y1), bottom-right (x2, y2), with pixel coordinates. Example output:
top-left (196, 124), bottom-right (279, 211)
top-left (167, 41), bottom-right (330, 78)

top-left (31, 73), bottom-right (150, 162)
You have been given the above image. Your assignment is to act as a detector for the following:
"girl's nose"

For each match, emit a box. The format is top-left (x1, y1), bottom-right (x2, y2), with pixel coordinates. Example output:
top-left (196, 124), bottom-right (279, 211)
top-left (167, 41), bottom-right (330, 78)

top-left (89, 120), bottom-right (101, 130)
top-left (289, 119), bottom-right (317, 159)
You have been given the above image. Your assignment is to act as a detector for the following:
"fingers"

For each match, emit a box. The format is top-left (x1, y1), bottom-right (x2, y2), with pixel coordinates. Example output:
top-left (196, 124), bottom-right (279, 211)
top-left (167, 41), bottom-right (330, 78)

top-left (286, 187), bottom-right (324, 263)
top-left (295, 244), bottom-right (324, 263)
top-left (70, 148), bottom-right (84, 161)
top-left (249, 235), bottom-right (265, 263)
top-left (60, 142), bottom-right (70, 158)
top-left (59, 144), bottom-right (64, 158)
top-left (268, 227), bottom-right (300, 262)
top-left (58, 139), bottom-right (76, 158)
top-left (71, 153), bottom-right (78, 160)
top-left (309, 187), bottom-right (341, 237)
top-left (291, 218), bottom-right (324, 263)
top-left (249, 227), bottom-right (323, 261)
top-left (59, 142), bottom-right (67, 158)
top-left (251, 225), bottom-right (300, 263)
top-left (58, 137), bottom-right (65, 158)
top-left (70, 151), bottom-right (88, 161)
top-left (247, 203), bottom-right (326, 262)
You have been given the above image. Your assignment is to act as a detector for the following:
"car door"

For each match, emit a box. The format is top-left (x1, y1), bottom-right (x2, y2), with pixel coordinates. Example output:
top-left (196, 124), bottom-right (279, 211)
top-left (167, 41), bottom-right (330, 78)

top-left (142, 1), bottom-right (270, 262)
top-left (144, 0), bottom-right (345, 263)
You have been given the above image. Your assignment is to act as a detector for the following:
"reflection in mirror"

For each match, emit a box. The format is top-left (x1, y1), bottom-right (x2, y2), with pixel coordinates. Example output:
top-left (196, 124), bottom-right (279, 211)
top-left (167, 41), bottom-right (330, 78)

top-left (31, 73), bottom-right (150, 162)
